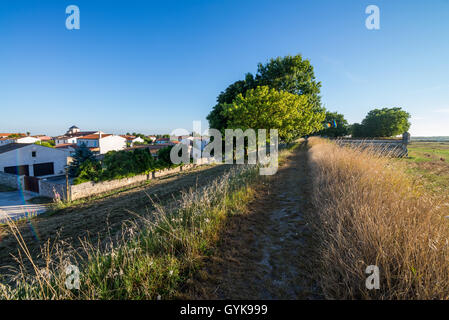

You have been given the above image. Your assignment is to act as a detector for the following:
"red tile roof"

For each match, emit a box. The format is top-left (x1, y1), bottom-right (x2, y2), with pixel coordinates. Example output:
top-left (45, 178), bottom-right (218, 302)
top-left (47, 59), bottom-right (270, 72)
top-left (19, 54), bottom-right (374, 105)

top-left (55, 143), bottom-right (77, 149)
top-left (78, 134), bottom-right (112, 140)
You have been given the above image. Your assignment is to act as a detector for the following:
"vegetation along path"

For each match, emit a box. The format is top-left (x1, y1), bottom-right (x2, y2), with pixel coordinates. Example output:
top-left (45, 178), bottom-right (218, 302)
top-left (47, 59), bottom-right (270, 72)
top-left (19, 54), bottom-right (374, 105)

top-left (0, 163), bottom-right (231, 275)
top-left (189, 143), bottom-right (320, 299)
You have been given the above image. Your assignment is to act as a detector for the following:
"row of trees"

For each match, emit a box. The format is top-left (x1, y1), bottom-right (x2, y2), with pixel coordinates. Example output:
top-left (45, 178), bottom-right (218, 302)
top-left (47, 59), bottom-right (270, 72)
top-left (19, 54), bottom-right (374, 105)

top-left (69, 145), bottom-right (176, 184)
top-left (317, 107), bottom-right (411, 138)
top-left (207, 54), bottom-right (411, 141)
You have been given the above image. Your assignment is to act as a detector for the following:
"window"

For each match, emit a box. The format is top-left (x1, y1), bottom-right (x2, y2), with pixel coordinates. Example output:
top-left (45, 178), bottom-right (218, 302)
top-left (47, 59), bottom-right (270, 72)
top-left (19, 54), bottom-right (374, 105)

top-left (32, 151), bottom-right (36, 157)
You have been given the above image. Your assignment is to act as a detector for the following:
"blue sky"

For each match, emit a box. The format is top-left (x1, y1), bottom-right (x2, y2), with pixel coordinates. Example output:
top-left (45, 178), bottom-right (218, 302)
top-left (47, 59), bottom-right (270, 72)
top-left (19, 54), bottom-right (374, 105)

top-left (0, 0), bottom-right (448, 136)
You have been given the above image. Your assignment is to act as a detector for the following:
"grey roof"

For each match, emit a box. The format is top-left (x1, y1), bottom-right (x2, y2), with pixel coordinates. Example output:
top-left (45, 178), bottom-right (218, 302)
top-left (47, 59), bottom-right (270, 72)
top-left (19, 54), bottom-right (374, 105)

top-left (0, 143), bottom-right (32, 154)
top-left (69, 125), bottom-right (79, 129)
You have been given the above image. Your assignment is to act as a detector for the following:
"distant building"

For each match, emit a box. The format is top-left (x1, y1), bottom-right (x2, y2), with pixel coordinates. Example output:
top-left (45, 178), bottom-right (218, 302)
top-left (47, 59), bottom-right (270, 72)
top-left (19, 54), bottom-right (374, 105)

top-left (77, 134), bottom-right (126, 154)
top-left (0, 135), bottom-right (40, 146)
top-left (54, 126), bottom-right (102, 145)
top-left (121, 135), bottom-right (145, 146)
top-left (67, 125), bottom-right (80, 135)
top-left (54, 143), bottom-right (78, 156)
top-left (32, 135), bottom-right (53, 142)
top-left (155, 138), bottom-right (174, 145)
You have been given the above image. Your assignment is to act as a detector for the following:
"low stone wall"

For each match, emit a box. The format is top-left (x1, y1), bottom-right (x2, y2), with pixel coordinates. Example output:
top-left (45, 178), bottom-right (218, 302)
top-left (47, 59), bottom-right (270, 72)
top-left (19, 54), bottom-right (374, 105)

top-left (153, 166), bottom-right (181, 178)
top-left (39, 180), bottom-right (69, 201)
top-left (38, 162), bottom-right (209, 201)
top-left (70, 172), bottom-right (152, 200)
top-left (0, 171), bottom-right (22, 190)
top-left (335, 139), bottom-right (408, 157)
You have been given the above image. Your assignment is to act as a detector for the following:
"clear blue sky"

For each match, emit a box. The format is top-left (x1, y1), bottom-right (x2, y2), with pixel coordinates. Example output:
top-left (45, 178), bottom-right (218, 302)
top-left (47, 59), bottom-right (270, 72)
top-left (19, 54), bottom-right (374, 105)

top-left (0, 0), bottom-right (448, 136)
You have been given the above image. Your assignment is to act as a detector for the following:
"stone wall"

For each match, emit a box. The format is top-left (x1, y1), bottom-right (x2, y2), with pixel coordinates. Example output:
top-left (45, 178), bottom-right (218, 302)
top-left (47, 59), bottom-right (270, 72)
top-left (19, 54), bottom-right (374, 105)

top-left (153, 166), bottom-right (181, 178)
top-left (39, 162), bottom-right (208, 201)
top-left (335, 140), bottom-right (408, 157)
top-left (70, 172), bottom-right (152, 200)
top-left (0, 171), bottom-right (22, 189)
top-left (39, 180), bottom-right (69, 201)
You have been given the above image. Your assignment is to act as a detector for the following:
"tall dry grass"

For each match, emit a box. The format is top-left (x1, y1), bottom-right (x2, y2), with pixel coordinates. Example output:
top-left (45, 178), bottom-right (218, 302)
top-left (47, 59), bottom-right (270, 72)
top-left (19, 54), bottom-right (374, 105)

top-left (0, 165), bottom-right (260, 300)
top-left (306, 137), bottom-right (449, 299)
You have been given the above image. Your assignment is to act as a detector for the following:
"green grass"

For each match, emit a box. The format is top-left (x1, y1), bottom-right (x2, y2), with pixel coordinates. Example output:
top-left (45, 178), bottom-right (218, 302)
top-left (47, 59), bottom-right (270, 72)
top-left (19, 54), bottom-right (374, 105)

top-left (407, 141), bottom-right (449, 163)
top-left (399, 141), bottom-right (449, 192)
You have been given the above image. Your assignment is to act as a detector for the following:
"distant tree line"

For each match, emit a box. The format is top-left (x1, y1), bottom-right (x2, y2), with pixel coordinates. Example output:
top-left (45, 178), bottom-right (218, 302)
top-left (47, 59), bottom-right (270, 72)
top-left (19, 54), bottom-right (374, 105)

top-left (315, 107), bottom-right (411, 138)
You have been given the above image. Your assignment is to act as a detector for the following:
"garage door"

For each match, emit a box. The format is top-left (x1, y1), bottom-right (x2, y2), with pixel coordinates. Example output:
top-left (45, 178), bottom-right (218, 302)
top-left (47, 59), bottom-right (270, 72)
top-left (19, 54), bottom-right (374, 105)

top-left (33, 162), bottom-right (54, 177)
top-left (4, 165), bottom-right (30, 176)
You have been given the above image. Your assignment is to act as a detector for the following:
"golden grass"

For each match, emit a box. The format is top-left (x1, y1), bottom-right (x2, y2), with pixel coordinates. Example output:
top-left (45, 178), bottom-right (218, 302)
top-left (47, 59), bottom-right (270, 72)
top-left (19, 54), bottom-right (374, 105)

top-left (306, 137), bottom-right (449, 299)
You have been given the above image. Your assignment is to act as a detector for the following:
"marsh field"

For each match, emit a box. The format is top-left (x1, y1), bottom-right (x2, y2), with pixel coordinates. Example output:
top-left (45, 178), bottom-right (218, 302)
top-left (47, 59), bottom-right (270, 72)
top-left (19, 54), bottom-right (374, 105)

top-left (401, 141), bottom-right (449, 191)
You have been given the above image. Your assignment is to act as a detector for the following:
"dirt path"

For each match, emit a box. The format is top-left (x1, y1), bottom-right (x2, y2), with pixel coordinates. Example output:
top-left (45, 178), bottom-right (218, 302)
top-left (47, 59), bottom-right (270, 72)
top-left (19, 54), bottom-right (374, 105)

top-left (188, 144), bottom-right (320, 299)
top-left (0, 164), bottom-right (231, 274)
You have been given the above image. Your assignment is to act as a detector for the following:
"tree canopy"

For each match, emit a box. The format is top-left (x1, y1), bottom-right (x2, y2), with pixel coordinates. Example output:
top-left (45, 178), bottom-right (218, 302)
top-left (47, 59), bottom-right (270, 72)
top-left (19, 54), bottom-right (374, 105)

top-left (223, 86), bottom-right (325, 142)
top-left (69, 144), bottom-right (98, 177)
top-left (352, 107), bottom-right (411, 137)
top-left (207, 54), bottom-right (324, 137)
top-left (317, 111), bottom-right (350, 137)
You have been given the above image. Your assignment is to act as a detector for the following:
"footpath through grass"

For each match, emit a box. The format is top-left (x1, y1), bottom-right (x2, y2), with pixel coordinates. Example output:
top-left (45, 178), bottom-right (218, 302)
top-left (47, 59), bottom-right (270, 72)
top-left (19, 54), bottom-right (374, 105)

top-left (0, 142), bottom-right (301, 300)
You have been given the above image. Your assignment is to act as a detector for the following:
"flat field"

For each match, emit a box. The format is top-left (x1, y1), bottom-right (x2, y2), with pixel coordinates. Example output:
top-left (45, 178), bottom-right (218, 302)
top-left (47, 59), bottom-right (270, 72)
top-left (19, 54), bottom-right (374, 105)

top-left (401, 141), bottom-right (449, 191)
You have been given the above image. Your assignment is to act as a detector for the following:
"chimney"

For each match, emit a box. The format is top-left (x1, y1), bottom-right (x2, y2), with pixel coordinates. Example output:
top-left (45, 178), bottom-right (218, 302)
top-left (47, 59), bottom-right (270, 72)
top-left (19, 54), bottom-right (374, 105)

top-left (99, 131), bottom-right (102, 139)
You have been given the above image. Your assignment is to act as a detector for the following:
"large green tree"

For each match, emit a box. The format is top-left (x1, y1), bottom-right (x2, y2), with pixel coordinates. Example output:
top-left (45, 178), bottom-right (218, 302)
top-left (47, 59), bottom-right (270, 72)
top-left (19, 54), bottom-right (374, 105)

top-left (352, 107), bottom-right (411, 137)
top-left (223, 86), bottom-right (325, 142)
top-left (207, 54), bottom-right (323, 134)
top-left (317, 111), bottom-right (350, 137)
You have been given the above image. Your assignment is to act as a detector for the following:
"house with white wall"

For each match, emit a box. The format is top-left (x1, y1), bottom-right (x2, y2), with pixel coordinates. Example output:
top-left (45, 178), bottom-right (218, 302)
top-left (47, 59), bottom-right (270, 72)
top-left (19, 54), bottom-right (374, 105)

top-left (55, 143), bottom-right (77, 156)
top-left (0, 136), bottom-right (40, 146)
top-left (121, 135), bottom-right (144, 146)
top-left (0, 143), bottom-right (69, 178)
top-left (77, 134), bottom-right (126, 154)
top-left (54, 127), bottom-right (102, 145)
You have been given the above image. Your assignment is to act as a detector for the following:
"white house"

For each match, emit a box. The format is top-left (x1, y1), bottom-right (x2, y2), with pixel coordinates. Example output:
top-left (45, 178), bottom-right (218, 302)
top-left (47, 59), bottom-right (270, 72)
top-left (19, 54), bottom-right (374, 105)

top-left (77, 134), bottom-right (126, 154)
top-left (55, 143), bottom-right (77, 156)
top-left (121, 135), bottom-right (144, 146)
top-left (54, 126), bottom-right (102, 145)
top-left (0, 143), bottom-right (69, 178)
top-left (0, 136), bottom-right (40, 146)
top-left (54, 135), bottom-right (79, 145)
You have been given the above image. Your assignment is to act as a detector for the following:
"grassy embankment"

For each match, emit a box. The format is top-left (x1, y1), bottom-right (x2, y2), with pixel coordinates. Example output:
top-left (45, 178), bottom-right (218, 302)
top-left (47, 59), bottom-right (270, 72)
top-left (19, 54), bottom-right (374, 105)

top-left (0, 142), bottom-right (300, 299)
top-left (306, 137), bottom-right (449, 299)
